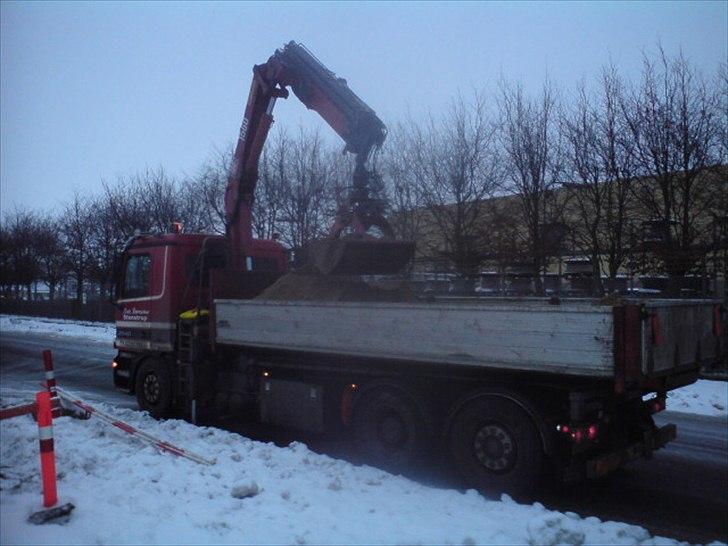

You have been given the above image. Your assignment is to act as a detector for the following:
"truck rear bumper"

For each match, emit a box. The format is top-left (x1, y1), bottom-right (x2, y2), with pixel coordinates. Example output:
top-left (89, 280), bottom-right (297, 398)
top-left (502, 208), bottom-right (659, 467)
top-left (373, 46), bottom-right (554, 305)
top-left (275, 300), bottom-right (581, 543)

top-left (585, 423), bottom-right (676, 480)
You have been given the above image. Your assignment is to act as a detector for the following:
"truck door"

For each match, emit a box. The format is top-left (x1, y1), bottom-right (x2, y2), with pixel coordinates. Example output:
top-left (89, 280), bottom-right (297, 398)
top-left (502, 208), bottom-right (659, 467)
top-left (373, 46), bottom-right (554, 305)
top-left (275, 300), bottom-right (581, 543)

top-left (115, 245), bottom-right (174, 353)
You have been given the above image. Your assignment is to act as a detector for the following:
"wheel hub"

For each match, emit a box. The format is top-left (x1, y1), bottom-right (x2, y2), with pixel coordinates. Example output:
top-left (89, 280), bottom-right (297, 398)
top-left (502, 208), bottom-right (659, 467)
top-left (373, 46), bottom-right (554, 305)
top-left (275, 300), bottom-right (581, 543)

top-left (143, 374), bottom-right (160, 404)
top-left (473, 423), bottom-right (516, 473)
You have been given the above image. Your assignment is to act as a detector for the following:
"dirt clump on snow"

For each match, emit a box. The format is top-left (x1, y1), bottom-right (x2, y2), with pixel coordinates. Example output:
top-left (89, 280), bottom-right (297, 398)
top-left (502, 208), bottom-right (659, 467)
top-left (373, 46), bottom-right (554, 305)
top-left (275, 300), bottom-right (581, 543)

top-left (256, 266), bottom-right (416, 302)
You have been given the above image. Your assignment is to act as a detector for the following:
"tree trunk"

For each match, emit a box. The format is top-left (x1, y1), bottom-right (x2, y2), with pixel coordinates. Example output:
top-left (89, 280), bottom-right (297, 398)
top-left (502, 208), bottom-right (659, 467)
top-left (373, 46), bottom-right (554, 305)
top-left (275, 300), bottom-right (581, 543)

top-left (74, 273), bottom-right (84, 319)
top-left (75, 273), bottom-right (84, 303)
top-left (533, 262), bottom-right (544, 296)
top-left (591, 256), bottom-right (603, 296)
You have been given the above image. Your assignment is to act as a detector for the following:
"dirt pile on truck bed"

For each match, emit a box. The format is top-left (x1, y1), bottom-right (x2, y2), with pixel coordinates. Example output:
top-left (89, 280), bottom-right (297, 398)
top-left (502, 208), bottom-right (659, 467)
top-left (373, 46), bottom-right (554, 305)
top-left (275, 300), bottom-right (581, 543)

top-left (256, 267), bottom-right (415, 302)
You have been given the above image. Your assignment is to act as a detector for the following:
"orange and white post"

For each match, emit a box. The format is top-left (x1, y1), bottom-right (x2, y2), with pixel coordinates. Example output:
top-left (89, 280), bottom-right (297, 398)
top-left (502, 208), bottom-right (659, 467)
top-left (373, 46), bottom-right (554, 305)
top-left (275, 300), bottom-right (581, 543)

top-left (42, 350), bottom-right (62, 418)
top-left (36, 391), bottom-right (58, 508)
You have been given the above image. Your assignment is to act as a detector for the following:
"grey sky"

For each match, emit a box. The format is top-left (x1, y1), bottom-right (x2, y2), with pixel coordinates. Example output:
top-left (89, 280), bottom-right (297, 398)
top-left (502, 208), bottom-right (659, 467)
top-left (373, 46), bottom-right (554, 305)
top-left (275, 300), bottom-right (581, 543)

top-left (1, 1), bottom-right (726, 215)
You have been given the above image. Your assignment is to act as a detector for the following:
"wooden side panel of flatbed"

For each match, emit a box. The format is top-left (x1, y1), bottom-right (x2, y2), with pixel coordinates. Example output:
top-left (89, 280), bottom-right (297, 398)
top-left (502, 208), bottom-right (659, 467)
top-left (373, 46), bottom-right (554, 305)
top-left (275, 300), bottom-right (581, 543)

top-left (213, 300), bottom-right (616, 377)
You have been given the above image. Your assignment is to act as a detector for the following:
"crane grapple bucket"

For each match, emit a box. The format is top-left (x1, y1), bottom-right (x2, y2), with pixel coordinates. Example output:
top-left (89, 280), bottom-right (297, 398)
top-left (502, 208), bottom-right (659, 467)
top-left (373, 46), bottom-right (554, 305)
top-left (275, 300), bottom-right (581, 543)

top-left (306, 237), bottom-right (415, 276)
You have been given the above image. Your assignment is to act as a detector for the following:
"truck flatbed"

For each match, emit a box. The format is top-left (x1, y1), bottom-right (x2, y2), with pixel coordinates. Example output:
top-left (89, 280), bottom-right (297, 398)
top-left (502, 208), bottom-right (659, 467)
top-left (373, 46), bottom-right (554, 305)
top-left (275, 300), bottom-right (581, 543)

top-left (213, 297), bottom-right (721, 379)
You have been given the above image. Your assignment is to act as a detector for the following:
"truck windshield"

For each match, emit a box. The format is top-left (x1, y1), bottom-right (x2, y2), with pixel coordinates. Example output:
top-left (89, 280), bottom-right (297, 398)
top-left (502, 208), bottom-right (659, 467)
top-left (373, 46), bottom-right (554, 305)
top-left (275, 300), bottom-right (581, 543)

top-left (122, 254), bottom-right (151, 298)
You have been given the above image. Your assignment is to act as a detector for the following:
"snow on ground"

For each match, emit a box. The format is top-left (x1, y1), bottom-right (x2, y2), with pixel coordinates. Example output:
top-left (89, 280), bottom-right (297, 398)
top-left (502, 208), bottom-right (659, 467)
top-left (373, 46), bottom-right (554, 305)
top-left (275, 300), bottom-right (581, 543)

top-left (665, 380), bottom-right (727, 417)
top-left (0, 314), bottom-right (115, 343)
top-left (0, 393), bottom-right (682, 546)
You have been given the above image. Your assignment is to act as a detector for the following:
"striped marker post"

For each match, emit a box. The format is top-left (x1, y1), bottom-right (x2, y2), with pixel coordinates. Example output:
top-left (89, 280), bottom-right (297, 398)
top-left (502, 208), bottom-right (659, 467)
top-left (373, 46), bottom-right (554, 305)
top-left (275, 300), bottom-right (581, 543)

top-left (42, 350), bottom-right (62, 418)
top-left (55, 387), bottom-right (214, 466)
top-left (36, 391), bottom-right (58, 508)
top-left (0, 402), bottom-right (37, 421)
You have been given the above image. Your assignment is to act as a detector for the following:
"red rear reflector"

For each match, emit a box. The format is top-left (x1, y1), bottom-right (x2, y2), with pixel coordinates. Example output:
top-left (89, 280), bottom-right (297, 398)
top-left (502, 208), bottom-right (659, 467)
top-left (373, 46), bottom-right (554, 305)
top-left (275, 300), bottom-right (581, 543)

top-left (587, 424), bottom-right (599, 440)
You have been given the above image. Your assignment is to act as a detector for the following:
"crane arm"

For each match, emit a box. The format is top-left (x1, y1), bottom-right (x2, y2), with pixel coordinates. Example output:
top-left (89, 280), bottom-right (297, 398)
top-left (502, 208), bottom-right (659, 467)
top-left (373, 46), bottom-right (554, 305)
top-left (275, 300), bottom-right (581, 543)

top-left (224, 41), bottom-right (387, 265)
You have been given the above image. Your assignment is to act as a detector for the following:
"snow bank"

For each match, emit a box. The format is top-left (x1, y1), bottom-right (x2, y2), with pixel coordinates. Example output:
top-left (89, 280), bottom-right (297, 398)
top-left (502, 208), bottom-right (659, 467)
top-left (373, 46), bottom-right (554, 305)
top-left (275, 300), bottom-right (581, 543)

top-left (0, 393), bottom-right (681, 546)
top-left (665, 379), bottom-right (727, 417)
top-left (0, 315), bottom-right (115, 343)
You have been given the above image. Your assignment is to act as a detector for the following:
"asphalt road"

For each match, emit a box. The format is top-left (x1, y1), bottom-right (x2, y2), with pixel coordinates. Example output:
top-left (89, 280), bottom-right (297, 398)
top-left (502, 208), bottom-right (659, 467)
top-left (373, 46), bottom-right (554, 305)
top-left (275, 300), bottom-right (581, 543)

top-left (1, 330), bottom-right (726, 544)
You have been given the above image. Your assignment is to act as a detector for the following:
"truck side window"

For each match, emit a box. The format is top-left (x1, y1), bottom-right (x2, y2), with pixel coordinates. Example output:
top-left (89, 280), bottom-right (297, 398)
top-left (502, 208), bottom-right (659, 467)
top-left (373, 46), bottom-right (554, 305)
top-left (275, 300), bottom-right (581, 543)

top-left (122, 254), bottom-right (151, 298)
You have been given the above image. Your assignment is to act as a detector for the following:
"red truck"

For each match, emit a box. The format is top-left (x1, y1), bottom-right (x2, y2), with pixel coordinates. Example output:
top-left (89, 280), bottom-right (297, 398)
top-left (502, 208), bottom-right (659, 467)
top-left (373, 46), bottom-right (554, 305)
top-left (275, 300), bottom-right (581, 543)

top-left (112, 42), bottom-right (726, 493)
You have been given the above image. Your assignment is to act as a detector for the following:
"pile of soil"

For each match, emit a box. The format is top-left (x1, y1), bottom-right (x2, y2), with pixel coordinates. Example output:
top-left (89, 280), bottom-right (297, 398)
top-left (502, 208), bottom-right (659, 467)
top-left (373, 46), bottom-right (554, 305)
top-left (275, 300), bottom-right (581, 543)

top-left (256, 266), bottom-right (415, 302)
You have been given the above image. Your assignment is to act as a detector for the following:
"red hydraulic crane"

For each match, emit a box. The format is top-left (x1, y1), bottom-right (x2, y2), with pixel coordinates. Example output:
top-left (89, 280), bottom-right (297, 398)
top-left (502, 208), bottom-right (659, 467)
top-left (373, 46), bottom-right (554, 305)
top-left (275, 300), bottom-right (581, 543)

top-left (224, 41), bottom-right (414, 275)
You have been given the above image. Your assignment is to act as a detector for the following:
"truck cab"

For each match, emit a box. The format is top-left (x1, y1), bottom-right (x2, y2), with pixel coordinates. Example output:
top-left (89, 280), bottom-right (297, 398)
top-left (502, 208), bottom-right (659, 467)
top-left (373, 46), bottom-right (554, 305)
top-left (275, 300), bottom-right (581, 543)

top-left (112, 231), bottom-right (286, 394)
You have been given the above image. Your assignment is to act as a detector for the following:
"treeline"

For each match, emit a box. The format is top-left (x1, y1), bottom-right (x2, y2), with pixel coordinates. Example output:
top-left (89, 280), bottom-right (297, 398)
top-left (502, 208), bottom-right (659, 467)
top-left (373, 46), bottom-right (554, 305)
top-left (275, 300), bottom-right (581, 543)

top-left (1, 48), bottom-right (727, 300)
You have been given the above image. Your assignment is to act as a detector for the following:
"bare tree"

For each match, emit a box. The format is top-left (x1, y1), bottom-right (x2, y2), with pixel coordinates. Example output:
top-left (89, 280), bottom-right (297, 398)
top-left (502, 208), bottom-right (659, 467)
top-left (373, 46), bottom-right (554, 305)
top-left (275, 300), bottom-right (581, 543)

top-left (277, 128), bottom-right (337, 251)
top-left (405, 92), bottom-right (502, 275)
top-left (185, 146), bottom-right (232, 235)
top-left (562, 67), bottom-right (635, 295)
top-left (103, 166), bottom-right (204, 238)
top-left (255, 132), bottom-right (288, 240)
top-left (379, 124), bottom-right (424, 244)
top-left (499, 80), bottom-right (565, 294)
top-left (0, 221), bottom-right (10, 297)
top-left (35, 215), bottom-right (67, 301)
top-left (0, 209), bottom-right (43, 298)
top-left (718, 63), bottom-right (728, 166)
top-left (87, 196), bottom-right (127, 300)
top-left (131, 166), bottom-right (186, 233)
top-left (479, 196), bottom-right (526, 275)
top-left (61, 193), bottom-right (94, 306)
top-left (623, 48), bottom-right (724, 294)
top-left (563, 84), bottom-right (606, 294)
top-left (102, 175), bottom-right (151, 240)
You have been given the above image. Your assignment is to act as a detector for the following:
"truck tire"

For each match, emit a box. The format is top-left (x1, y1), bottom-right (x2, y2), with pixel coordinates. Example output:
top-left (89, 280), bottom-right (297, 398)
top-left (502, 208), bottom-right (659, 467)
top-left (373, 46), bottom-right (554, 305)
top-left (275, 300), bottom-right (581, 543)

top-left (135, 359), bottom-right (172, 419)
top-left (352, 387), bottom-right (426, 471)
top-left (449, 396), bottom-right (542, 495)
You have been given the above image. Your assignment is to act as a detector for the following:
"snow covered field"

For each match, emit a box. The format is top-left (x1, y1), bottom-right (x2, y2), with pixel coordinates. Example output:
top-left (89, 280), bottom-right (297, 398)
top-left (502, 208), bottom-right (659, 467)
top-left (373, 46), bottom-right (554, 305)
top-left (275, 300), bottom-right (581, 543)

top-left (0, 314), bottom-right (115, 343)
top-left (0, 395), bottom-right (682, 546)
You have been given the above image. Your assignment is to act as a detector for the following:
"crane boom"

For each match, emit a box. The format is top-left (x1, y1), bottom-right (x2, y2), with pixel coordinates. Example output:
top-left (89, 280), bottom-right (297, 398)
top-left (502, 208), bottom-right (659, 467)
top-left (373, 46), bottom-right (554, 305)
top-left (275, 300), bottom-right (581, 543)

top-left (224, 41), bottom-right (387, 268)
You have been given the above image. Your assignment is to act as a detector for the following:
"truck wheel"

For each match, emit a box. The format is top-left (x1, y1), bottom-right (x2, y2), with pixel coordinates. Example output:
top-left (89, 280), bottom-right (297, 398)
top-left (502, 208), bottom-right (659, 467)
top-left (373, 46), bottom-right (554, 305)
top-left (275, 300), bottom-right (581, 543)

top-left (449, 396), bottom-right (542, 495)
top-left (135, 359), bottom-right (172, 419)
top-left (352, 388), bottom-right (426, 471)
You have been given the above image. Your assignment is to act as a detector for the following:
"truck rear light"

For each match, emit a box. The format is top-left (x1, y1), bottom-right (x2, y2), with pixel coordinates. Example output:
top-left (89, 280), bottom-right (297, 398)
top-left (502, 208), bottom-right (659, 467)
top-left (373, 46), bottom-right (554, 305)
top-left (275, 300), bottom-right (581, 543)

top-left (587, 424), bottom-right (599, 440)
top-left (558, 422), bottom-right (599, 443)
top-left (112, 360), bottom-right (118, 369)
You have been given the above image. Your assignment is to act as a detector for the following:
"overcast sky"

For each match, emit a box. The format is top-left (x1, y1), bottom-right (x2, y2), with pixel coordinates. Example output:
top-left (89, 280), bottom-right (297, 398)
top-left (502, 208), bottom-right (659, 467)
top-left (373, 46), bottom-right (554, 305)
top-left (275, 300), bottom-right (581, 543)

top-left (1, 1), bottom-right (726, 215)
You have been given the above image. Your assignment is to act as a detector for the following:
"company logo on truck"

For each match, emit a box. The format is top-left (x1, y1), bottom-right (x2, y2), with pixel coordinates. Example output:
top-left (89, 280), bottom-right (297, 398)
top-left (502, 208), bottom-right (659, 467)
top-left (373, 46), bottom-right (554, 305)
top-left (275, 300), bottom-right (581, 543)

top-left (122, 308), bottom-right (150, 322)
